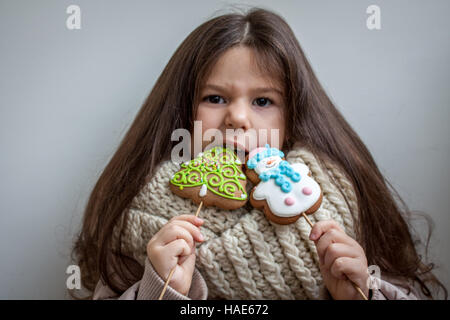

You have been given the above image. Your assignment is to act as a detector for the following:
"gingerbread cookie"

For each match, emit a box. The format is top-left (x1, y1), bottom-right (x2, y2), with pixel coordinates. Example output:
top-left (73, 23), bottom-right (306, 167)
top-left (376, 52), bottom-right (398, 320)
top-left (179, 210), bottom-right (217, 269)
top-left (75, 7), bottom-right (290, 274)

top-left (245, 145), bottom-right (322, 225)
top-left (170, 146), bottom-right (248, 210)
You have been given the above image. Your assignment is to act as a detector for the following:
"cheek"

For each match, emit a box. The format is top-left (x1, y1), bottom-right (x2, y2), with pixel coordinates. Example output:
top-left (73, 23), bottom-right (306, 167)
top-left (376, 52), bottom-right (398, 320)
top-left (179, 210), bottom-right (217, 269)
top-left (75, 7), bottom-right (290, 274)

top-left (194, 105), bottom-right (227, 149)
top-left (276, 126), bottom-right (286, 148)
top-left (255, 109), bottom-right (285, 148)
top-left (195, 105), bottom-right (224, 132)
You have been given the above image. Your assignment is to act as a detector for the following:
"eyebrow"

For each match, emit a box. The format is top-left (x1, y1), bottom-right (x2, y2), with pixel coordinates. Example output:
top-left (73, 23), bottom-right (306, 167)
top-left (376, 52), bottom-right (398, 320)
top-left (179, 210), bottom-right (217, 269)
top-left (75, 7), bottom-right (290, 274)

top-left (202, 83), bottom-right (283, 96)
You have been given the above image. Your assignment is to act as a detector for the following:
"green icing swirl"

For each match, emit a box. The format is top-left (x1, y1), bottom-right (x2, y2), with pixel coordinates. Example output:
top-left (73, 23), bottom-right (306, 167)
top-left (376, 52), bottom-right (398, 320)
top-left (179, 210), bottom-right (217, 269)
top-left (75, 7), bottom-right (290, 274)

top-left (170, 146), bottom-right (247, 201)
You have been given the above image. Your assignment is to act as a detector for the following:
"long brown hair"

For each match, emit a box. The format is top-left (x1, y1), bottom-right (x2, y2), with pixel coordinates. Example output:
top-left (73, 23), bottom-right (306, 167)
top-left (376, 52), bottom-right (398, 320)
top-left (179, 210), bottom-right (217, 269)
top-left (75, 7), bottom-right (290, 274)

top-left (71, 7), bottom-right (447, 299)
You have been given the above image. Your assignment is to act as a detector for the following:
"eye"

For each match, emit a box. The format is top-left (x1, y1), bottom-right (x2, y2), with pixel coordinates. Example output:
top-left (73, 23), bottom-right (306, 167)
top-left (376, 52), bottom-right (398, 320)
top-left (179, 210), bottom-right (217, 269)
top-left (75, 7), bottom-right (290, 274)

top-left (253, 97), bottom-right (272, 107)
top-left (204, 95), bottom-right (226, 104)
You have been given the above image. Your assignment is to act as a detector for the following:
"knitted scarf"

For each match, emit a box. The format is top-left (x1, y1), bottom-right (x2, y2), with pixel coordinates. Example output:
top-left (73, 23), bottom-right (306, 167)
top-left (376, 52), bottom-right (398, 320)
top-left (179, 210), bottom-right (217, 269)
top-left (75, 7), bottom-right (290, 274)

top-left (113, 144), bottom-right (359, 299)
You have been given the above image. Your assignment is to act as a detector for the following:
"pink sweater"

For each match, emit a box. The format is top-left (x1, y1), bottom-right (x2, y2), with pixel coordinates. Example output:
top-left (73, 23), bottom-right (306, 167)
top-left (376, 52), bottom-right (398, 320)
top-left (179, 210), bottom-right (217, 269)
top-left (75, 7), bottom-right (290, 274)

top-left (92, 257), bottom-right (421, 300)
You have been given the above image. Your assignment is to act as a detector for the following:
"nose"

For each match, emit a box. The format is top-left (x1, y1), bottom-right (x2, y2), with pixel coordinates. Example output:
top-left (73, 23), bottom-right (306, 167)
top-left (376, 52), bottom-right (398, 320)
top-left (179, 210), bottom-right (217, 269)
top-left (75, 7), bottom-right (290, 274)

top-left (224, 98), bottom-right (251, 131)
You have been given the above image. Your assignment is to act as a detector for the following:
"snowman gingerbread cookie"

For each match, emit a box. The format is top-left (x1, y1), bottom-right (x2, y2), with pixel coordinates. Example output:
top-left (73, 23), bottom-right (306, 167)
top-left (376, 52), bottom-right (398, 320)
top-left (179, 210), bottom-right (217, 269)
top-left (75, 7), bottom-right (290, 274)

top-left (245, 145), bottom-right (323, 225)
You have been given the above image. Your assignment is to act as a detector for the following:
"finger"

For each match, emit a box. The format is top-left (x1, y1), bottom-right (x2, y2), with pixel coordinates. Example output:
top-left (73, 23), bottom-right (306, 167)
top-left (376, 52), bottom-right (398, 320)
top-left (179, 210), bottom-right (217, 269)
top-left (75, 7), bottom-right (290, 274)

top-left (158, 224), bottom-right (195, 248)
top-left (170, 214), bottom-right (204, 227)
top-left (171, 220), bottom-right (204, 243)
top-left (161, 218), bottom-right (204, 243)
top-left (322, 242), bottom-right (359, 271)
top-left (178, 245), bottom-right (196, 265)
top-left (309, 219), bottom-right (344, 242)
top-left (155, 239), bottom-right (192, 279)
top-left (164, 238), bottom-right (193, 260)
top-left (315, 228), bottom-right (350, 265)
top-left (330, 257), bottom-right (366, 284)
top-left (180, 253), bottom-right (196, 277)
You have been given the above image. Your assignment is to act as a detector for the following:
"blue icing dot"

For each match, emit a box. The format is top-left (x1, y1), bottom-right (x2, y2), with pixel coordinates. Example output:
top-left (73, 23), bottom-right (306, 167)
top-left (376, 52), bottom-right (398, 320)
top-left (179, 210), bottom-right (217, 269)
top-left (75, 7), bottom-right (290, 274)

top-left (278, 161), bottom-right (301, 183)
top-left (291, 172), bottom-right (301, 182)
top-left (247, 157), bottom-right (258, 169)
top-left (275, 175), bottom-right (284, 185)
top-left (258, 168), bottom-right (292, 193)
top-left (280, 180), bottom-right (291, 193)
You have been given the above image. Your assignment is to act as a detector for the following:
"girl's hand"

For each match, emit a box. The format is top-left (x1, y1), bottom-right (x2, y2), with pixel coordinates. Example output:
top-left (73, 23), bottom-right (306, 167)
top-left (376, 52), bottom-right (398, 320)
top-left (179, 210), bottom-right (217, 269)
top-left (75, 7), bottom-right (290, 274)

top-left (309, 220), bottom-right (369, 300)
top-left (147, 214), bottom-right (204, 296)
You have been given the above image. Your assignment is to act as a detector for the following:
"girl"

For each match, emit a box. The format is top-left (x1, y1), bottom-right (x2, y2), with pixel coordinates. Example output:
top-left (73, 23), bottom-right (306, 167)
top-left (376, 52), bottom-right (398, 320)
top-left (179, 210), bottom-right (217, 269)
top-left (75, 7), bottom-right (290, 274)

top-left (71, 7), bottom-right (446, 300)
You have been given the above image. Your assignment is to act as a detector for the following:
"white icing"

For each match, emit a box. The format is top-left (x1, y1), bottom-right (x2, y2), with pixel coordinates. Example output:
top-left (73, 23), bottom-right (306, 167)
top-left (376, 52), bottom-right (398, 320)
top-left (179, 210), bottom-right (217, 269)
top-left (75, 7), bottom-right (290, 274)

top-left (235, 159), bottom-right (242, 165)
top-left (241, 193), bottom-right (247, 199)
top-left (240, 173), bottom-right (245, 179)
top-left (199, 184), bottom-right (207, 197)
top-left (255, 156), bottom-right (282, 174)
top-left (252, 162), bottom-right (321, 218)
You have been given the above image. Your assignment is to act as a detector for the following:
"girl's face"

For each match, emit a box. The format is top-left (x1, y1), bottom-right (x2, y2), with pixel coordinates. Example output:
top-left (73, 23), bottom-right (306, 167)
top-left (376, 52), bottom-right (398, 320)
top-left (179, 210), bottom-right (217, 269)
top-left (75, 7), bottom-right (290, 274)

top-left (194, 46), bottom-right (286, 154)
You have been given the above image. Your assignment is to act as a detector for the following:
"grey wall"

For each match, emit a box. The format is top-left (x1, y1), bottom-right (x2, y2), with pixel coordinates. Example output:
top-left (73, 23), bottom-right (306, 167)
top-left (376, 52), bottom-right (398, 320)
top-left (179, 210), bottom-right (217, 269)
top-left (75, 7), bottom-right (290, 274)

top-left (0, 0), bottom-right (448, 299)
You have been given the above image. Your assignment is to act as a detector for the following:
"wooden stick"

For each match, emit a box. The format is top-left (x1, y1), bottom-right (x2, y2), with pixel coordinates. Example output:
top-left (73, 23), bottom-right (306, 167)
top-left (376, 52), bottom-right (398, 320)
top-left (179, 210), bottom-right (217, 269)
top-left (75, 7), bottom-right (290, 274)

top-left (301, 212), bottom-right (314, 228)
top-left (194, 201), bottom-right (203, 217)
top-left (158, 267), bottom-right (176, 300)
top-left (158, 201), bottom-right (203, 300)
top-left (301, 212), bottom-right (368, 300)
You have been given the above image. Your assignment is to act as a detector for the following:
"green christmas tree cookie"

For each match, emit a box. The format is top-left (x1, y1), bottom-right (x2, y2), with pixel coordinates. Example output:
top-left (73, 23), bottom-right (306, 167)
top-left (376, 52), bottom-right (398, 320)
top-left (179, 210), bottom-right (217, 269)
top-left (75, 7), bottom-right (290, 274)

top-left (169, 146), bottom-right (248, 210)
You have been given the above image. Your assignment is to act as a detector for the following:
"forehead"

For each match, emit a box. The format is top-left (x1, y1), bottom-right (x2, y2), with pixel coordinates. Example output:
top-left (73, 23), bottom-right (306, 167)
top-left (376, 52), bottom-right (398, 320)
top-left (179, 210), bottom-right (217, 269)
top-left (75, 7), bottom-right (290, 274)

top-left (201, 46), bottom-right (283, 93)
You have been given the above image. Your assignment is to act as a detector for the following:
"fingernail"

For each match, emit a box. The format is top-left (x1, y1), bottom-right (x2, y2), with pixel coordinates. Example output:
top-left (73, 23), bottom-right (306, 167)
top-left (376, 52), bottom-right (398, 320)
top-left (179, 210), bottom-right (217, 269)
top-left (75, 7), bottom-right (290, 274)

top-left (198, 233), bottom-right (204, 241)
top-left (195, 217), bottom-right (204, 224)
top-left (310, 232), bottom-right (317, 240)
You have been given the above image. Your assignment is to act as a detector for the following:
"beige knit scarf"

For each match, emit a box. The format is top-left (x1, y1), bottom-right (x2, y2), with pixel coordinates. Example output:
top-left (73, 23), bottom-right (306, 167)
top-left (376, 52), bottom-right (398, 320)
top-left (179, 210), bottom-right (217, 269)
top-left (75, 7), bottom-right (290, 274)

top-left (114, 143), bottom-right (359, 299)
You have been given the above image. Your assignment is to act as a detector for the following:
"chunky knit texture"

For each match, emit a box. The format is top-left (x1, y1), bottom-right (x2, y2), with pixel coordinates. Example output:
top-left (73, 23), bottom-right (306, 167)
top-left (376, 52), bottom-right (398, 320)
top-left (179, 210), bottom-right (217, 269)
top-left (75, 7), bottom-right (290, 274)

top-left (113, 144), bottom-right (359, 299)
